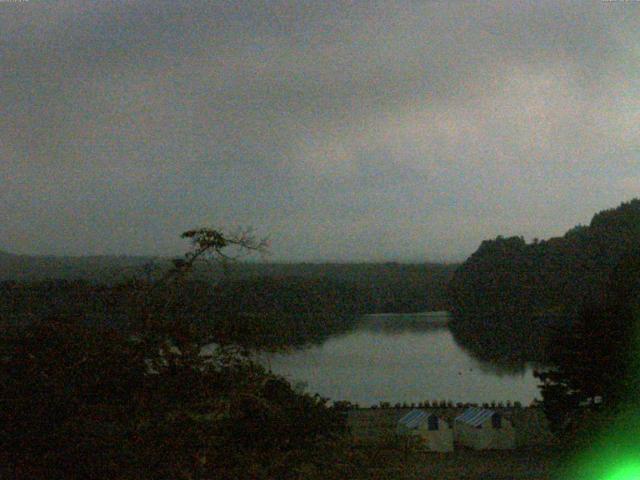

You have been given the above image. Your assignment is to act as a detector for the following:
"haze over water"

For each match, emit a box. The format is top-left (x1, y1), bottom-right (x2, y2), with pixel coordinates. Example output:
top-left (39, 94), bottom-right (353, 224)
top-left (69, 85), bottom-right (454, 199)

top-left (259, 312), bottom-right (540, 406)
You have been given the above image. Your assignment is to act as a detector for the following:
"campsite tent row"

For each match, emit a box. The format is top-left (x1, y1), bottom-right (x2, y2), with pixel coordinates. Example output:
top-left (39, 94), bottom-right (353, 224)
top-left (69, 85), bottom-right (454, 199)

top-left (396, 407), bottom-right (515, 452)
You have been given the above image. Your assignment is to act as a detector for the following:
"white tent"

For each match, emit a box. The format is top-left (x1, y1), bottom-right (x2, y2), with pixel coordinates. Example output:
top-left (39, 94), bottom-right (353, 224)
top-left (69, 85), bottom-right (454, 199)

top-left (454, 407), bottom-right (515, 450)
top-left (397, 409), bottom-right (453, 452)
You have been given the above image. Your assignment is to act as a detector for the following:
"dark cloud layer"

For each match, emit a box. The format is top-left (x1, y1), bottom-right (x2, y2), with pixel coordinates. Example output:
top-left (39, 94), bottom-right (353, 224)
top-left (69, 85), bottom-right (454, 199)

top-left (1, 1), bottom-right (638, 260)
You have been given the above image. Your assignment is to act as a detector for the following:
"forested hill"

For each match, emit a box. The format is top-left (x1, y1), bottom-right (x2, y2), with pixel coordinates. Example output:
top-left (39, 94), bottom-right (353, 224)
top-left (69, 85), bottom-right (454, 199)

top-left (0, 251), bottom-right (155, 282)
top-left (447, 198), bottom-right (640, 363)
top-left (0, 253), bottom-right (457, 314)
top-left (0, 262), bottom-right (456, 348)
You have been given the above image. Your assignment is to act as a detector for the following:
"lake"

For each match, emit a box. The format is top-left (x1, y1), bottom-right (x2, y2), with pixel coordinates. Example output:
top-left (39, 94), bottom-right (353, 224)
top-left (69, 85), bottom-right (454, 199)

top-left (256, 312), bottom-right (541, 407)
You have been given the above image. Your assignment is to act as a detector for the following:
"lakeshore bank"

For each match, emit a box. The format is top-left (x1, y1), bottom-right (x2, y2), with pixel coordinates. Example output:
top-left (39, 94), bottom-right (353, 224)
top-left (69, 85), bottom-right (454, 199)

top-left (346, 406), bottom-right (556, 447)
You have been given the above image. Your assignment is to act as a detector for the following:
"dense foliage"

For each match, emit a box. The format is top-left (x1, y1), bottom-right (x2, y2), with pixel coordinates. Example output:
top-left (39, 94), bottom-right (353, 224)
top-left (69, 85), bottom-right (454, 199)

top-left (0, 320), bottom-right (351, 479)
top-left (0, 229), bottom-right (353, 479)
top-left (1, 260), bottom-right (455, 350)
top-left (0, 252), bottom-right (456, 313)
top-left (0, 277), bottom-right (360, 350)
top-left (535, 248), bottom-right (640, 442)
top-left (448, 199), bottom-right (640, 364)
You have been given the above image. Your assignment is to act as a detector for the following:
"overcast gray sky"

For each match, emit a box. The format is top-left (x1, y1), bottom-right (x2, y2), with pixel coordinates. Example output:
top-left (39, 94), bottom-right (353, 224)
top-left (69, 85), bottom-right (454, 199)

top-left (1, 1), bottom-right (638, 261)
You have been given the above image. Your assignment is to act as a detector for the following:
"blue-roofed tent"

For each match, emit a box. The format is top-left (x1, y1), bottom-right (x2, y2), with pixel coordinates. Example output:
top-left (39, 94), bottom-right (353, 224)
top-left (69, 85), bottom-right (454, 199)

top-left (397, 409), bottom-right (453, 452)
top-left (454, 407), bottom-right (515, 450)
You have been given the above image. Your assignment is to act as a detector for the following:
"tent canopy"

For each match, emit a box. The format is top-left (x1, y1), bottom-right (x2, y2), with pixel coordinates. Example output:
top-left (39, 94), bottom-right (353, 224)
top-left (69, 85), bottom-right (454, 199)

top-left (455, 407), bottom-right (498, 427)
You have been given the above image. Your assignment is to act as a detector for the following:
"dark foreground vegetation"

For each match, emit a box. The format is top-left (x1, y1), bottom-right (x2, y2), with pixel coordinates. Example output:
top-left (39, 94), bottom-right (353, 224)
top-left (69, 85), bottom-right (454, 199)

top-left (536, 247), bottom-right (640, 443)
top-left (0, 320), bottom-right (354, 479)
top-left (0, 229), bottom-right (360, 479)
top-left (0, 277), bottom-right (357, 350)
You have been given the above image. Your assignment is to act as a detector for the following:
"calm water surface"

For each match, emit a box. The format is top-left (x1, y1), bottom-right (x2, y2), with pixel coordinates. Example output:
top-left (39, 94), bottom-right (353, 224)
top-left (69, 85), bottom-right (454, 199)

top-left (257, 312), bottom-right (541, 406)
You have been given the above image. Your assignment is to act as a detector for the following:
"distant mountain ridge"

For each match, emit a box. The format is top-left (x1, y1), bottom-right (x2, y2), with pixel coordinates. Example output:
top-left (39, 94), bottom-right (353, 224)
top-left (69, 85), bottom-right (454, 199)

top-left (0, 252), bottom-right (457, 282)
top-left (0, 252), bottom-right (156, 282)
top-left (0, 251), bottom-right (457, 313)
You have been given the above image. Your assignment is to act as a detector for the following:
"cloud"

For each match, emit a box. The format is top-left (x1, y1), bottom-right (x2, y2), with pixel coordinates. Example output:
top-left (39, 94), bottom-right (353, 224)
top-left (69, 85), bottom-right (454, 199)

top-left (1, 1), bottom-right (638, 259)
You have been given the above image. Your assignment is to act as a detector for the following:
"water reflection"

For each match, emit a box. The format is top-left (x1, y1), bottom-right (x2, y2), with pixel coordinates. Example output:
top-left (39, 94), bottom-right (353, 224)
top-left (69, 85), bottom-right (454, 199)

top-left (361, 313), bottom-right (540, 376)
top-left (258, 312), bottom-right (541, 406)
top-left (448, 312), bottom-right (550, 374)
top-left (360, 311), bottom-right (450, 334)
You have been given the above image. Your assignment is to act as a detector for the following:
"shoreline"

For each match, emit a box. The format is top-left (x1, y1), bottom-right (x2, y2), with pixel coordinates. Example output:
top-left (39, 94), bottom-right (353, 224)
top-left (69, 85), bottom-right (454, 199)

top-left (346, 405), bottom-right (556, 447)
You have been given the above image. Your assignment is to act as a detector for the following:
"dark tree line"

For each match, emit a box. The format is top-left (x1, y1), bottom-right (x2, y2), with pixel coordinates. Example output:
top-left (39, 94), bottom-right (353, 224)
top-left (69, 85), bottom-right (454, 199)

top-left (535, 248), bottom-right (640, 443)
top-left (1, 259), bottom-right (456, 351)
top-left (447, 199), bottom-right (640, 364)
top-left (0, 250), bottom-right (456, 313)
